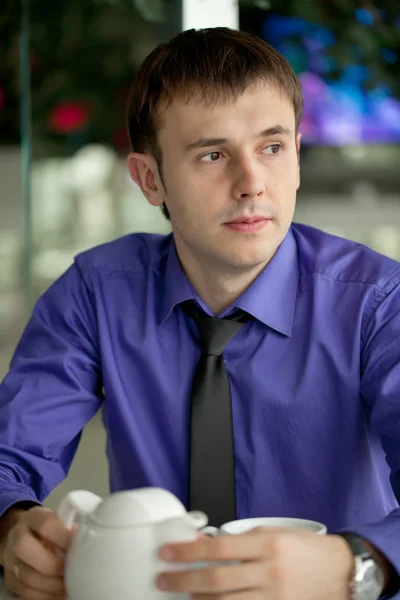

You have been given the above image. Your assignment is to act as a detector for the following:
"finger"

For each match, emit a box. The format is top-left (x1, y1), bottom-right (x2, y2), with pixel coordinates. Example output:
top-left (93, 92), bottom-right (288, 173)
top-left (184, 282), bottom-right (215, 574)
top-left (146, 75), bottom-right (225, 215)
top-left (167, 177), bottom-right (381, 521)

top-left (3, 567), bottom-right (19, 596)
top-left (14, 562), bottom-right (66, 595)
top-left (3, 565), bottom-right (66, 600)
top-left (14, 532), bottom-right (65, 577)
top-left (159, 532), bottom-right (268, 563)
top-left (14, 579), bottom-right (66, 600)
top-left (26, 508), bottom-right (73, 553)
top-left (157, 561), bottom-right (266, 594)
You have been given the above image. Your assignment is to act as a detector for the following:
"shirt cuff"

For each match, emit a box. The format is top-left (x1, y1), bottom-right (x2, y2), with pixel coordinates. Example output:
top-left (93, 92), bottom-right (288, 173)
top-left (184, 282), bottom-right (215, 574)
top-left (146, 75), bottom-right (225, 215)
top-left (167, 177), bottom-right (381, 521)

top-left (0, 489), bottom-right (42, 519)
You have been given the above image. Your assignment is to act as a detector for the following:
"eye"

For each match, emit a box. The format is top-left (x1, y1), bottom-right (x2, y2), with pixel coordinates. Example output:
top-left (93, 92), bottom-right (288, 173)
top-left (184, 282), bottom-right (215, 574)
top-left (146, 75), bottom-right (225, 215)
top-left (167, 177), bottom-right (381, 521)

top-left (263, 144), bottom-right (281, 155)
top-left (200, 151), bottom-right (222, 162)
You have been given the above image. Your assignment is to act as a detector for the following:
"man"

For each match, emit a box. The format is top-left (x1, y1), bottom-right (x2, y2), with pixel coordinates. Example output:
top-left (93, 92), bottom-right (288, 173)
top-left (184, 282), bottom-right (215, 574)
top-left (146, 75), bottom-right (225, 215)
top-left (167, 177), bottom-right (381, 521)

top-left (0, 26), bottom-right (399, 600)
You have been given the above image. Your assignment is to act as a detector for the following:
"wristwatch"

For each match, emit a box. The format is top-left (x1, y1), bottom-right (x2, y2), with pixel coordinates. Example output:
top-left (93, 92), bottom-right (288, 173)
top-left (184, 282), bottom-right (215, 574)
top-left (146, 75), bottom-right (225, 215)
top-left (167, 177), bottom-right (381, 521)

top-left (338, 533), bottom-right (385, 600)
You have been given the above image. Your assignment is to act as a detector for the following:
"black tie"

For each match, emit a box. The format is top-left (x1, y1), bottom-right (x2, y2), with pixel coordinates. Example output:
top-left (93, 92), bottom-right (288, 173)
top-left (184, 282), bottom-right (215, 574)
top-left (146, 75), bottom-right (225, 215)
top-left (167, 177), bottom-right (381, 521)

top-left (182, 301), bottom-right (251, 527)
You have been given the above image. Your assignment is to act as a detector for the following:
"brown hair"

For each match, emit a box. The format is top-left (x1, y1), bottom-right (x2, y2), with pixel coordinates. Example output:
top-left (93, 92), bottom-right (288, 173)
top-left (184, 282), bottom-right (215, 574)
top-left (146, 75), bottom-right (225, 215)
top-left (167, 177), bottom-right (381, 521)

top-left (126, 27), bottom-right (303, 219)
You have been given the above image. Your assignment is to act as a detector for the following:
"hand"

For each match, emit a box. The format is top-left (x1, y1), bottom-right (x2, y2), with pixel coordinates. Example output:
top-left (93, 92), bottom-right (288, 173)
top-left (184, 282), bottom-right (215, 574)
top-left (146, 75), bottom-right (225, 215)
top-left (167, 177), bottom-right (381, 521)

top-left (0, 506), bottom-right (74, 600)
top-left (156, 527), bottom-right (355, 599)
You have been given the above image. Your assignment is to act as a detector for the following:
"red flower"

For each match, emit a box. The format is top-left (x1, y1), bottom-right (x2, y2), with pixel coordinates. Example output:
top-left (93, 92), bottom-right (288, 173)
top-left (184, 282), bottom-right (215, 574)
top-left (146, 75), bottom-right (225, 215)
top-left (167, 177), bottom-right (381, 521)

top-left (49, 102), bottom-right (89, 134)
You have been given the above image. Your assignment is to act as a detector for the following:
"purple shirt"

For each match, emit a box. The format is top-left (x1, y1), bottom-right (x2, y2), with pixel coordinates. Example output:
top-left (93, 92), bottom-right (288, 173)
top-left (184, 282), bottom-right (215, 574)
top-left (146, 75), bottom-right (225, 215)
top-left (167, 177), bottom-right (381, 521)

top-left (0, 223), bottom-right (400, 590)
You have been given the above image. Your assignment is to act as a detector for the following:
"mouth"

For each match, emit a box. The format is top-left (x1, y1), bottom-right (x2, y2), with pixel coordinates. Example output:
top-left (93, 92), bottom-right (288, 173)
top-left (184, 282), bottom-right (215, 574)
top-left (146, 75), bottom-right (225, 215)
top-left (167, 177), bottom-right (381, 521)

top-left (226, 216), bottom-right (269, 224)
top-left (223, 216), bottom-right (272, 233)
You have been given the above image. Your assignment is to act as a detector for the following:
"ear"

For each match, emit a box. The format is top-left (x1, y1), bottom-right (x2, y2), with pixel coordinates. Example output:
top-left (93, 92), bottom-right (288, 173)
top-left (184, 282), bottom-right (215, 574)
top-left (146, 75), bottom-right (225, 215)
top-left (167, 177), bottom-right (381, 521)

top-left (295, 132), bottom-right (302, 190)
top-left (127, 152), bottom-right (164, 207)
top-left (296, 132), bottom-right (302, 155)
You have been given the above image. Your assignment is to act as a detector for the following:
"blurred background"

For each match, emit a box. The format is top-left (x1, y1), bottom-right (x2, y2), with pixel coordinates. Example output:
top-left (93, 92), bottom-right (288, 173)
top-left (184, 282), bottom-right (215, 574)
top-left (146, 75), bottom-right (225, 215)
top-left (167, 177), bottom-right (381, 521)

top-left (0, 0), bottom-right (399, 509)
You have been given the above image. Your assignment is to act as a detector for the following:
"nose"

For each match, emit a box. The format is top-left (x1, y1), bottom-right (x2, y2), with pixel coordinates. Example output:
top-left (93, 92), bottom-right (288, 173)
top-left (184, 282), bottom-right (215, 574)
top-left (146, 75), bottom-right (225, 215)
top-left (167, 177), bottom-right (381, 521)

top-left (232, 157), bottom-right (264, 201)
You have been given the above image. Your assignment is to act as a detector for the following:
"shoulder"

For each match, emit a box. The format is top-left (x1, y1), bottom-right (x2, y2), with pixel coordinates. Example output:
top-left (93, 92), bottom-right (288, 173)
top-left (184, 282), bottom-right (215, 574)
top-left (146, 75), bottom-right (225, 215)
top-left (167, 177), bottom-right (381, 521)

top-left (291, 222), bottom-right (400, 295)
top-left (73, 232), bottom-right (173, 278)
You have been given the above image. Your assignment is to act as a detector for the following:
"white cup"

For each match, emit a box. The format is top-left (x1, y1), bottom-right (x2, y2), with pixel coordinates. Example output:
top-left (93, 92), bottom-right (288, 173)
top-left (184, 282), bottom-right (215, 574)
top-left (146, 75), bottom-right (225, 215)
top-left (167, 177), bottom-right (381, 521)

top-left (202, 516), bottom-right (327, 537)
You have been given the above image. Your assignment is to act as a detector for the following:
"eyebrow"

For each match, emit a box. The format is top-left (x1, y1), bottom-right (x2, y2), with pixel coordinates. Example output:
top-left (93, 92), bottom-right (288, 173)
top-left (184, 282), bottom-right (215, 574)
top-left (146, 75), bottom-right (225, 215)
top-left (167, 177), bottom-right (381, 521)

top-left (184, 125), bottom-right (292, 152)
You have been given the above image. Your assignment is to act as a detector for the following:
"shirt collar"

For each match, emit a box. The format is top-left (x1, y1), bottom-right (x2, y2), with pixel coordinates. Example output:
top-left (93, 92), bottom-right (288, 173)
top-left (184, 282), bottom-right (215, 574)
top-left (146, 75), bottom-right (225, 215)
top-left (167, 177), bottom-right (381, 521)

top-left (234, 227), bottom-right (299, 337)
top-left (160, 239), bottom-right (194, 324)
top-left (160, 228), bottom-right (299, 337)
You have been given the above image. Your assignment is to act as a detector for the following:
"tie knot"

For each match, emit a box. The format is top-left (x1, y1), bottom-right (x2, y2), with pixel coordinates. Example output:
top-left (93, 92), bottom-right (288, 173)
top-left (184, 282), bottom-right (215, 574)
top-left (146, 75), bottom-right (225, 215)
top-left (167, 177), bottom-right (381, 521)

top-left (182, 301), bottom-right (251, 356)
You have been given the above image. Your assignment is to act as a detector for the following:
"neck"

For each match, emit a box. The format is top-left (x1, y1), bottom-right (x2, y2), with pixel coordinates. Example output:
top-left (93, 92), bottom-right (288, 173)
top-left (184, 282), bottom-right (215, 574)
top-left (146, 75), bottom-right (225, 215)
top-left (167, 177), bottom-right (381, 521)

top-left (176, 248), bottom-right (268, 315)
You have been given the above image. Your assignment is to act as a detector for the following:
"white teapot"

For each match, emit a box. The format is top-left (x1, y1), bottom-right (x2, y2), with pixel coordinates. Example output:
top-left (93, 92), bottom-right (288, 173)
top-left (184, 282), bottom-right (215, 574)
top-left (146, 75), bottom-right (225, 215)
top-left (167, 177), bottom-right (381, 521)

top-left (57, 487), bottom-right (208, 600)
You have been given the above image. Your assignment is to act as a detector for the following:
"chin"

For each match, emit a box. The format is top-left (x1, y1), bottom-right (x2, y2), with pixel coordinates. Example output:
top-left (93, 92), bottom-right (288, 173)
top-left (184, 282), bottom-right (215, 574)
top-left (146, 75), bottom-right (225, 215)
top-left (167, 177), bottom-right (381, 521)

top-left (221, 251), bottom-right (274, 270)
top-left (223, 239), bottom-right (281, 268)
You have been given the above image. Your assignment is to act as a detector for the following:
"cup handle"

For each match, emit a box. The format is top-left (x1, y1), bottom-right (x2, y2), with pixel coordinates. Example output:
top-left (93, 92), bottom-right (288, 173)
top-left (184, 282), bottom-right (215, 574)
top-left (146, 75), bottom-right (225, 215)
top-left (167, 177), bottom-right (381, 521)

top-left (186, 510), bottom-right (209, 530)
top-left (200, 526), bottom-right (220, 536)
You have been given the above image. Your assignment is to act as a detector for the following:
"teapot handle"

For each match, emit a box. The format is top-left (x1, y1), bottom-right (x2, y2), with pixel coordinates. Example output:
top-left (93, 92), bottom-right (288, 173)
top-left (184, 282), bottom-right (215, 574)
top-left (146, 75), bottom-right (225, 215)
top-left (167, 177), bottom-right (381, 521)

top-left (57, 490), bottom-right (103, 529)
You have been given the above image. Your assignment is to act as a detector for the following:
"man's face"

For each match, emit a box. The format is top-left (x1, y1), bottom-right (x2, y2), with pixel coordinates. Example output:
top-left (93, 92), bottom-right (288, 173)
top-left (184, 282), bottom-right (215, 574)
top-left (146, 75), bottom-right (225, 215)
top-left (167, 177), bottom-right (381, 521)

top-left (133, 82), bottom-right (300, 273)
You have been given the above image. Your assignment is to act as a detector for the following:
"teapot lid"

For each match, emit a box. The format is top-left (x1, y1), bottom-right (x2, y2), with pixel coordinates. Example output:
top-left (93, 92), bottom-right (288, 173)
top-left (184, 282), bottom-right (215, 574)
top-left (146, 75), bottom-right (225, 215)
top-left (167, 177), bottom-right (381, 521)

top-left (90, 487), bottom-right (187, 528)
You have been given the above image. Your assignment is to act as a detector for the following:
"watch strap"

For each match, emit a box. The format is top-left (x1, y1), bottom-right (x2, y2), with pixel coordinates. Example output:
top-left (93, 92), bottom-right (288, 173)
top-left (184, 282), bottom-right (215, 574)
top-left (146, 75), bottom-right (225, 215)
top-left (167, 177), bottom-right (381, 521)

top-left (339, 533), bottom-right (378, 560)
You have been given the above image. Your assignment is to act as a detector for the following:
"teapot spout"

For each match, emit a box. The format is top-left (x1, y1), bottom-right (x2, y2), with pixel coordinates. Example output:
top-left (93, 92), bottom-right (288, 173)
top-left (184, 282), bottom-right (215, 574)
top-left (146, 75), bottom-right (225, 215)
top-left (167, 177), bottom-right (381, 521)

top-left (57, 490), bottom-right (103, 529)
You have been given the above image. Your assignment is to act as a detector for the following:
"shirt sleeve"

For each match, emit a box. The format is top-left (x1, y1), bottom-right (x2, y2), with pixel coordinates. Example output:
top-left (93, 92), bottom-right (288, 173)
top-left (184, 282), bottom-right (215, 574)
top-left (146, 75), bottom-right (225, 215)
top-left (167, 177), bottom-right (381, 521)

top-left (352, 277), bottom-right (400, 597)
top-left (0, 262), bottom-right (103, 517)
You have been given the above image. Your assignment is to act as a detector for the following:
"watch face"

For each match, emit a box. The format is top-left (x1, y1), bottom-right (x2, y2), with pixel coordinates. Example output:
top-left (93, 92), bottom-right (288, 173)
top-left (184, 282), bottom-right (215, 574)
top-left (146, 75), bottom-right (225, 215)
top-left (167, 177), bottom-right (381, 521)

top-left (357, 559), bottom-right (384, 600)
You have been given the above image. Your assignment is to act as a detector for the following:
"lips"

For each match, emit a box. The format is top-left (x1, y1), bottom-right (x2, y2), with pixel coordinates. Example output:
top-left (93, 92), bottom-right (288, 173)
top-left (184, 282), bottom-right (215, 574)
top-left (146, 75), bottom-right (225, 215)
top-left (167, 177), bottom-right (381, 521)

top-left (224, 217), bottom-right (271, 233)
top-left (226, 216), bottom-right (267, 224)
